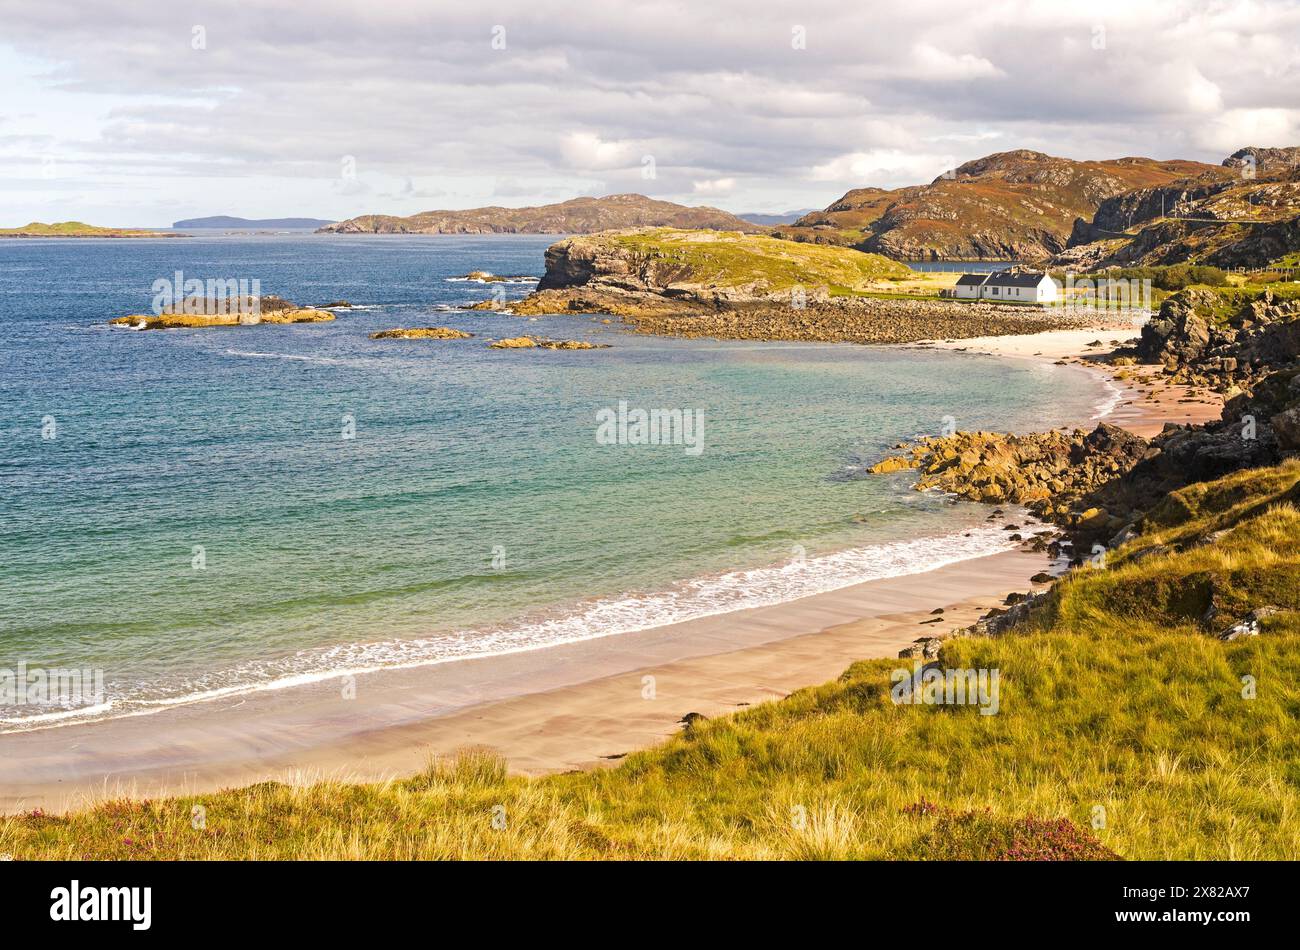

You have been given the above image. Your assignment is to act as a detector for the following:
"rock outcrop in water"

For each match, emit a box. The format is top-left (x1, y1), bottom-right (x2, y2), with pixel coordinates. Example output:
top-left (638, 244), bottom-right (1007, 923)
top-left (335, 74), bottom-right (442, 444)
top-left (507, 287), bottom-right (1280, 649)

top-left (369, 327), bottom-right (473, 340)
top-left (870, 424), bottom-right (1152, 528)
top-left (871, 353), bottom-right (1300, 550)
top-left (488, 336), bottom-right (608, 349)
top-left (109, 295), bottom-right (333, 330)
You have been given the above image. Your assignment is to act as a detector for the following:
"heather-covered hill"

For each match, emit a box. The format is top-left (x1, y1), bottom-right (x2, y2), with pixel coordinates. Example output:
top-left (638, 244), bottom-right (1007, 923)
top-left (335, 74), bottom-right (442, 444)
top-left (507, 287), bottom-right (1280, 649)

top-left (772, 150), bottom-right (1216, 261)
top-left (321, 194), bottom-right (762, 235)
top-left (1058, 146), bottom-right (1300, 270)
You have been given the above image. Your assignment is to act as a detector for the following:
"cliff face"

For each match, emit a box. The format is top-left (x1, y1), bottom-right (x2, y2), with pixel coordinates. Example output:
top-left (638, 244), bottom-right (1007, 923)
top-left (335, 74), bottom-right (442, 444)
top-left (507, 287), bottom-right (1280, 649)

top-left (321, 194), bottom-right (762, 235)
top-left (1058, 147), bottom-right (1300, 269)
top-left (772, 150), bottom-right (1216, 261)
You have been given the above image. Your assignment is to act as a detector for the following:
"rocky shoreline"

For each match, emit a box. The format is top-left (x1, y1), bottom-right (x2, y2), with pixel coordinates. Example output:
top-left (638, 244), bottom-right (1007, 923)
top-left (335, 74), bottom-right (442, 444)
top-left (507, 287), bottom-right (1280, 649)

top-left (876, 309), bottom-right (1300, 666)
top-left (869, 286), bottom-right (1300, 607)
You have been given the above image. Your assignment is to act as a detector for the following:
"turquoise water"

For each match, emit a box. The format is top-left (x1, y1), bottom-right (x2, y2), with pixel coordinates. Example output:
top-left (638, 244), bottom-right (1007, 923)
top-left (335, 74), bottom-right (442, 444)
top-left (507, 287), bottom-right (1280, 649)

top-left (0, 234), bottom-right (1105, 727)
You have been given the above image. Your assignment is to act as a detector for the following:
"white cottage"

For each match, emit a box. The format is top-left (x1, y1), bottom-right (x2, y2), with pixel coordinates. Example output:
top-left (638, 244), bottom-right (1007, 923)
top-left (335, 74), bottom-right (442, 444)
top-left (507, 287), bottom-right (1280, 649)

top-left (953, 271), bottom-right (1059, 303)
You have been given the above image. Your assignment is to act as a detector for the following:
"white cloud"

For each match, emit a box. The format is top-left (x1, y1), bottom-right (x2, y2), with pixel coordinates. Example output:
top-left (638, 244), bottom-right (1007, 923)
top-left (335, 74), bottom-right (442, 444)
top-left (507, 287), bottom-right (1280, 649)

top-left (558, 132), bottom-right (641, 171)
top-left (1192, 107), bottom-right (1300, 152)
top-left (0, 0), bottom-right (1296, 223)
top-left (907, 44), bottom-right (1004, 81)
top-left (810, 149), bottom-right (955, 186)
top-left (692, 177), bottom-right (735, 195)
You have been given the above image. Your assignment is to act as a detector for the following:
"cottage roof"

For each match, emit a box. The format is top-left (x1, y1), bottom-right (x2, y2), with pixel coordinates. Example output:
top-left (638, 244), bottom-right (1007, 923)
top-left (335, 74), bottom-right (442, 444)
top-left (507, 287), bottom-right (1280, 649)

top-left (956, 271), bottom-right (1055, 289)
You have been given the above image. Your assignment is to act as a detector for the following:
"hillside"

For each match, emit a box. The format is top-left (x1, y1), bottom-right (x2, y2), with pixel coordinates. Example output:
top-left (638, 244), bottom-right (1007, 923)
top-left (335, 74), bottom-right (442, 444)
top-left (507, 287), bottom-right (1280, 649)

top-left (320, 194), bottom-right (762, 235)
top-left (772, 150), bottom-right (1218, 261)
top-left (0, 221), bottom-right (179, 238)
top-left (1058, 146), bottom-right (1300, 269)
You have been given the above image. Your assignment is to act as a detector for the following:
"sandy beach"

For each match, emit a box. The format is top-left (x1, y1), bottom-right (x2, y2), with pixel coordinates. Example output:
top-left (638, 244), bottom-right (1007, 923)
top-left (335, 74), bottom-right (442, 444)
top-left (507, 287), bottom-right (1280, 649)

top-left (919, 325), bottom-right (1224, 437)
top-left (0, 321), bottom-right (1210, 815)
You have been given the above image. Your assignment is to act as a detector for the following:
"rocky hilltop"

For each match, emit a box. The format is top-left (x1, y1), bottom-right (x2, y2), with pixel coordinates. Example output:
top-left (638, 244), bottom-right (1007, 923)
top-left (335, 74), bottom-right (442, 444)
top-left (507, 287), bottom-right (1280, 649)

top-left (1057, 146), bottom-right (1300, 269)
top-left (321, 194), bottom-right (761, 235)
top-left (495, 226), bottom-right (912, 322)
top-left (771, 150), bottom-right (1214, 261)
top-left (533, 227), bottom-right (909, 296)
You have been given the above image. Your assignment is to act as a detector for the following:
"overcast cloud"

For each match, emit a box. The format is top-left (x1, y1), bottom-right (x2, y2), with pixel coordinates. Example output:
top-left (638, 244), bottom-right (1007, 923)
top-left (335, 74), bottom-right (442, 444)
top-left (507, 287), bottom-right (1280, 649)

top-left (1, 0), bottom-right (1298, 225)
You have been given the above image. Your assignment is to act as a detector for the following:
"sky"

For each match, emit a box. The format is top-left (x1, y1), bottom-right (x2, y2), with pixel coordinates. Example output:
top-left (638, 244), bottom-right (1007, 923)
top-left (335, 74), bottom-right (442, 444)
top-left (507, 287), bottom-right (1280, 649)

top-left (1, 0), bottom-right (1298, 226)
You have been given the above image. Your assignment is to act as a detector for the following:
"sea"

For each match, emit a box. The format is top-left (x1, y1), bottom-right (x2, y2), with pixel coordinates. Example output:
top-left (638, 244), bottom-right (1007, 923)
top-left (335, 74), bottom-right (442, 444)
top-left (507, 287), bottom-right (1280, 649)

top-left (0, 233), bottom-right (1110, 729)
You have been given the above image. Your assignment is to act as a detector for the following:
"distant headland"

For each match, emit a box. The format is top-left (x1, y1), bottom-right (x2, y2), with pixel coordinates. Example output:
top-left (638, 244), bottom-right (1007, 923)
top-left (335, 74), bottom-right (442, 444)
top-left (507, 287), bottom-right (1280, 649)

top-left (0, 221), bottom-right (182, 238)
top-left (172, 216), bottom-right (337, 229)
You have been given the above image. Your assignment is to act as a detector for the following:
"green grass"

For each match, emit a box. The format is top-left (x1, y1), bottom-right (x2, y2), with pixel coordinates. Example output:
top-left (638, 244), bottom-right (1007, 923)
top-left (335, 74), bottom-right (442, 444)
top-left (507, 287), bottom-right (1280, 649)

top-left (602, 228), bottom-right (912, 292)
top-left (4, 462), bottom-right (1299, 860)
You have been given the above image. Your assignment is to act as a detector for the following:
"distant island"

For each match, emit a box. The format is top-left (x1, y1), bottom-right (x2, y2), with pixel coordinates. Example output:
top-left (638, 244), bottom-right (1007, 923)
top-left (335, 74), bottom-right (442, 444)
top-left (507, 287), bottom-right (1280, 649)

top-left (173, 216), bottom-right (337, 229)
top-left (735, 209), bottom-right (818, 226)
top-left (0, 221), bottom-right (181, 238)
top-left (319, 193), bottom-right (762, 234)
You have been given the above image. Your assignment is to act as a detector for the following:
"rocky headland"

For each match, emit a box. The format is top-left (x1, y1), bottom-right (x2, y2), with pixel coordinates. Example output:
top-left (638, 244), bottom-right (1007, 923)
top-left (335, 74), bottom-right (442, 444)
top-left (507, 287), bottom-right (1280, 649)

top-left (482, 228), bottom-right (1121, 344)
top-left (3, 221), bottom-right (182, 239)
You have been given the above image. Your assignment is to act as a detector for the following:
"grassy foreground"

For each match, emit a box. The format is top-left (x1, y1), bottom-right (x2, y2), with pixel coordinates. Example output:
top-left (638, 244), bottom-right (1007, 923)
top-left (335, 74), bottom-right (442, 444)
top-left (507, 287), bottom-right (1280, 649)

top-left (3, 463), bottom-right (1298, 860)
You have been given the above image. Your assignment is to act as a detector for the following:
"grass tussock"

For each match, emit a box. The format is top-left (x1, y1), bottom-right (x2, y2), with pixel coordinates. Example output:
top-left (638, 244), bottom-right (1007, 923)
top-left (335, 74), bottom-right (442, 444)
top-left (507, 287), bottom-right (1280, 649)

top-left (4, 463), bottom-right (1300, 860)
